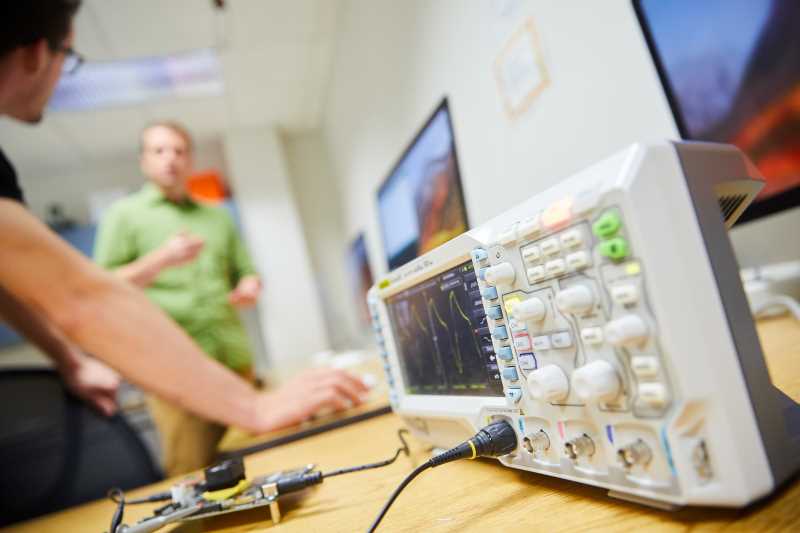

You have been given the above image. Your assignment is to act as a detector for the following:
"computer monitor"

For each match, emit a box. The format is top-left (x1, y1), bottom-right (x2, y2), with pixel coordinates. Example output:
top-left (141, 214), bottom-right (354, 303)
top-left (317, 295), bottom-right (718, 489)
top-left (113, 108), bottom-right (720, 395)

top-left (346, 232), bottom-right (374, 327)
top-left (377, 98), bottom-right (469, 271)
top-left (634, 0), bottom-right (800, 223)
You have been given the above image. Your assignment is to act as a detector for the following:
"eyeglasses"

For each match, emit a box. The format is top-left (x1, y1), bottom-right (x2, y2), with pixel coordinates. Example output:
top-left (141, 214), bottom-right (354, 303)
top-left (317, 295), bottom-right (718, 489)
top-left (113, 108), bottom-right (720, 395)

top-left (55, 46), bottom-right (84, 75)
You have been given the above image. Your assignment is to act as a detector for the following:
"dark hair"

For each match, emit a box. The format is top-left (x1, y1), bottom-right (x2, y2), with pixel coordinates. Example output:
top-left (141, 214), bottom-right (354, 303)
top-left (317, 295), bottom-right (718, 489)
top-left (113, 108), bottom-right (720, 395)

top-left (0, 0), bottom-right (82, 57)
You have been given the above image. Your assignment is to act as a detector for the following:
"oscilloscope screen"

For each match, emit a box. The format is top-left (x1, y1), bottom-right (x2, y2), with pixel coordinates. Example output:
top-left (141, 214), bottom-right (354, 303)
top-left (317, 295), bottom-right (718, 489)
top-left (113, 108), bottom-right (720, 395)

top-left (385, 260), bottom-right (503, 397)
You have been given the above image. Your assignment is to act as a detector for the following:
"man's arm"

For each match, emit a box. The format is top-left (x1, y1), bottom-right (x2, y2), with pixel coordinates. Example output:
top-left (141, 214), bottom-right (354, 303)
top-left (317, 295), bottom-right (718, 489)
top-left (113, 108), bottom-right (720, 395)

top-left (229, 274), bottom-right (261, 308)
top-left (111, 231), bottom-right (205, 287)
top-left (0, 285), bottom-right (120, 416)
top-left (0, 199), bottom-right (368, 432)
top-left (93, 206), bottom-right (204, 288)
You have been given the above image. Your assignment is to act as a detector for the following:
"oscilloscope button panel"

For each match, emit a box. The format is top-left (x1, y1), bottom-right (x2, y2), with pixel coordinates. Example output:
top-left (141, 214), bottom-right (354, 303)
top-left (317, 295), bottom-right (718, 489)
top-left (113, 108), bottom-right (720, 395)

top-left (470, 201), bottom-right (677, 488)
top-left (475, 204), bottom-right (673, 415)
top-left (369, 295), bottom-right (401, 408)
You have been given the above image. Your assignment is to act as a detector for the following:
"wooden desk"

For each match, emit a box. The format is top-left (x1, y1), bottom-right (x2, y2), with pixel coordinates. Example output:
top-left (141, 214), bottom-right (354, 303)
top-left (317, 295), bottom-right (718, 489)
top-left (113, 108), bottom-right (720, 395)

top-left (6, 316), bottom-right (799, 532)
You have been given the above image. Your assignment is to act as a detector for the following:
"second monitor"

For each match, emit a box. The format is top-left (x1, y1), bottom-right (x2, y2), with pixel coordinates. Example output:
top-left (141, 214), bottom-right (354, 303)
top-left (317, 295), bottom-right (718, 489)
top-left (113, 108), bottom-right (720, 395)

top-left (377, 98), bottom-right (469, 271)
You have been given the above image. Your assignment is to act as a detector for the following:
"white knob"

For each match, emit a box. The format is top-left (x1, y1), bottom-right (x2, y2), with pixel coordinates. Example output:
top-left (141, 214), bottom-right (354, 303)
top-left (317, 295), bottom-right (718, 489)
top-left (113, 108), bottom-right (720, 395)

top-left (512, 297), bottom-right (546, 321)
top-left (484, 262), bottom-right (516, 286)
top-left (572, 360), bottom-right (621, 403)
top-left (527, 365), bottom-right (569, 402)
top-left (556, 285), bottom-right (594, 314)
top-left (604, 315), bottom-right (649, 347)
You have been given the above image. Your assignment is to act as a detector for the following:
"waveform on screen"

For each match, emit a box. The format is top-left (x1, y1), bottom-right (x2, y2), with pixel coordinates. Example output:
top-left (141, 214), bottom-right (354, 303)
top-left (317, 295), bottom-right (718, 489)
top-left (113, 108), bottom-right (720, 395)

top-left (387, 260), bottom-right (502, 397)
top-left (448, 291), bottom-right (481, 374)
top-left (395, 289), bottom-right (482, 377)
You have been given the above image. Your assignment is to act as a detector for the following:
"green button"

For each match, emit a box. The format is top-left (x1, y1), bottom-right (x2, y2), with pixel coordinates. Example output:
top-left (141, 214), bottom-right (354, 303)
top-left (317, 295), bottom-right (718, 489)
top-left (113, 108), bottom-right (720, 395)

top-left (599, 237), bottom-right (629, 261)
top-left (593, 211), bottom-right (621, 239)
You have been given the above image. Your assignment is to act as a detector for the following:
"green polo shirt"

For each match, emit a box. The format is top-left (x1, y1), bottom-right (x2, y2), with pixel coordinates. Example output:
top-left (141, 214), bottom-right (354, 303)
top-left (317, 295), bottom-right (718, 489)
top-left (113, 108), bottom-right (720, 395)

top-left (94, 183), bottom-right (257, 371)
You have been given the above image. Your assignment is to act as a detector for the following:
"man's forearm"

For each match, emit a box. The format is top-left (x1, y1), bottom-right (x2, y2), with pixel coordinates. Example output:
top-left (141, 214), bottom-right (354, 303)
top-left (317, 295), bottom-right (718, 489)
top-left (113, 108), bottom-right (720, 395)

top-left (0, 284), bottom-right (80, 371)
top-left (113, 248), bottom-right (170, 287)
top-left (60, 276), bottom-right (262, 429)
top-left (0, 200), bottom-right (262, 431)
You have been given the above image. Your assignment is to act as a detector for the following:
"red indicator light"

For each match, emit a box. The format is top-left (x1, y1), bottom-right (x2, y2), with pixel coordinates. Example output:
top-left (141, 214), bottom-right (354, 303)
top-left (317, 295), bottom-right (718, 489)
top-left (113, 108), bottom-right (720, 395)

top-left (542, 197), bottom-right (573, 229)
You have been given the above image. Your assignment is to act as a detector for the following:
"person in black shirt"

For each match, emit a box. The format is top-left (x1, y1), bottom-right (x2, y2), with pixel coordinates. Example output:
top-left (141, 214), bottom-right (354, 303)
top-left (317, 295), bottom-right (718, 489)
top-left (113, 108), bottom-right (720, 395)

top-left (0, 148), bottom-right (24, 203)
top-left (0, 0), bottom-right (120, 415)
top-left (0, 2), bottom-right (366, 431)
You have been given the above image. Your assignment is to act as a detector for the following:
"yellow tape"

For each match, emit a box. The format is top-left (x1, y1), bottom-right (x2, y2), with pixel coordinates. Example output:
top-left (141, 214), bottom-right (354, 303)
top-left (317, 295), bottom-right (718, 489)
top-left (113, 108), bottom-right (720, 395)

top-left (467, 439), bottom-right (477, 460)
top-left (202, 479), bottom-right (250, 501)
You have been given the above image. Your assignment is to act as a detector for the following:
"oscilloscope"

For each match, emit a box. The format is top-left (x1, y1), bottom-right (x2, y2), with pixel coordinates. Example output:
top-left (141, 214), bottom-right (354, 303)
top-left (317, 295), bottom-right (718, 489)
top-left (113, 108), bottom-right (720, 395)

top-left (368, 141), bottom-right (800, 509)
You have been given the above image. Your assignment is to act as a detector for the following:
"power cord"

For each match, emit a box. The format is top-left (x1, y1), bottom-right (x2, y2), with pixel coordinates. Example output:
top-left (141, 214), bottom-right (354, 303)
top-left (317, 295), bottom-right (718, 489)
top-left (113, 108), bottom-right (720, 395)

top-left (256, 428), bottom-right (412, 493)
top-left (367, 420), bottom-right (517, 532)
top-left (325, 428), bottom-right (410, 478)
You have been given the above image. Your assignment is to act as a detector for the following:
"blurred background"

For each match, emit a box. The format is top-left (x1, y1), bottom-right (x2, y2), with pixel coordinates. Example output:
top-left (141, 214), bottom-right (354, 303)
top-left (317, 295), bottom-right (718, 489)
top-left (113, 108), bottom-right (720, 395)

top-left (0, 0), bottom-right (797, 472)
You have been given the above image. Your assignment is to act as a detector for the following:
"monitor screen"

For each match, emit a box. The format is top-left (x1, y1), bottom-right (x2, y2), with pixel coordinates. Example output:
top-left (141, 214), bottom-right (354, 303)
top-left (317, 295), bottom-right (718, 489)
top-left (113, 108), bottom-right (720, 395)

top-left (385, 260), bottom-right (503, 397)
top-left (378, 98), bottom-right (469, 270)
top-left (635, 0), bottom-right (800, 222)
top-left (346, 233), bottom-right (374, 327)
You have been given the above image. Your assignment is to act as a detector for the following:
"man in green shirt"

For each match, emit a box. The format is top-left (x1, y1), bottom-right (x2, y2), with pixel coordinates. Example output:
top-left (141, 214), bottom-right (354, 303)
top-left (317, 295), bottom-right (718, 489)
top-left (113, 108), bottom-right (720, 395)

top-left (95, 121), bottom-right (265, 474)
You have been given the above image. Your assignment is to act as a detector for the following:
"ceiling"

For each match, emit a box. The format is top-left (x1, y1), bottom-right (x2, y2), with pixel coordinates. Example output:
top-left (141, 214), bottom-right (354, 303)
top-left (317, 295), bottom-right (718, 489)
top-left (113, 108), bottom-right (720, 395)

top-left (0, 0), bottom-right (340, 178)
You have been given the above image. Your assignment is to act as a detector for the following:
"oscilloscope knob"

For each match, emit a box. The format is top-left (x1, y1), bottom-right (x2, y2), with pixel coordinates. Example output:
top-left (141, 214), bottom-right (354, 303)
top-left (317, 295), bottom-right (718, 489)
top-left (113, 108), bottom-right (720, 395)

top-left (604, 314), bottom-right (649, 347)
top-left (512, 297), bottom-right (546, 322)
top-left (555, 285), bottom-right (594, 314)
top-left (571, 360), bottom-right (621, 403)
top-left (484, 263), bottom-right (516, 286)
top-left (527, 365), bottom-right (569, 402)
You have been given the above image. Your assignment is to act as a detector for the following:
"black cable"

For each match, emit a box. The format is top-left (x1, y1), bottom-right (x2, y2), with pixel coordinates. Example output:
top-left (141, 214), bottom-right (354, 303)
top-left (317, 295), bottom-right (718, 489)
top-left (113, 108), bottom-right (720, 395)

top-left (323, 429), bottom-right (410, 478)
top-left (274, 429), bottom-right (413, 496)
top-left (110, 489), bottom-right (171, 505)
top-left (106, 487), bottom-right (172, 532)
top-left (366, 462), bottom-right (431, 533)
top-left (107, 488), bottom-right (125, 533)
top-left (366, 420), bottom-right (517, 532)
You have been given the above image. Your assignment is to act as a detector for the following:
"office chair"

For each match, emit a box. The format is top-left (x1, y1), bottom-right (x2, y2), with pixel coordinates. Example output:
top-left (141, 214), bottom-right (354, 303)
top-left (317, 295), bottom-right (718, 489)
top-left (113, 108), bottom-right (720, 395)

top-left (0, 368), bottom-right (163, 527)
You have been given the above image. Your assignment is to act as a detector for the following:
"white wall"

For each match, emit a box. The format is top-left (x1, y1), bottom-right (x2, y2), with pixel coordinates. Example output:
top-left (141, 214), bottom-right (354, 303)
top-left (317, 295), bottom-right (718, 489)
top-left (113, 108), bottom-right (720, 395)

top-left (224, 126), bottom-right (331, 371)
top-left (17, 138), bottom-right (229, 224)
top-left (321, 0), bottom-right (679, 280)
top-left (730, 208), bottom-right (800, 268)
top-left (19, 157), bottom-right (141, 224)
top-left (281, 131), bottom-right (362, 348)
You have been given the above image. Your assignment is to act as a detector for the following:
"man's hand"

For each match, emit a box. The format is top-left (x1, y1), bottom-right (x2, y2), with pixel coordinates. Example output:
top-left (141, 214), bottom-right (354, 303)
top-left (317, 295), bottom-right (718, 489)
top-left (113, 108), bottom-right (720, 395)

top-left (158, 231), bottom-right (205, 268)
top-left (0, 281), bottom-right (121, 417)
top-left (57, 351), bottom-right (121, 417)
top-left (112, 230), bottom-right (205, 287)
top-left (228, 275), bottom-right (261, 308)
top-left (252, 368), bottom-right (370, 432)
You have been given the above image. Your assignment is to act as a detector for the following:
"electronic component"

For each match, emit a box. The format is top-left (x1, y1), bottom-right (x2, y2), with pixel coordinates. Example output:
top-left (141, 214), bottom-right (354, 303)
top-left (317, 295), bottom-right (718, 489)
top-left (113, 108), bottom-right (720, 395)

top-left (108, 431), bottom-right (411, 532)
top-left (202, 457), bottom-right (245, 492)
top-left (369, 141), bottom-right (800, 509)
